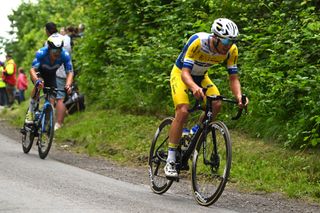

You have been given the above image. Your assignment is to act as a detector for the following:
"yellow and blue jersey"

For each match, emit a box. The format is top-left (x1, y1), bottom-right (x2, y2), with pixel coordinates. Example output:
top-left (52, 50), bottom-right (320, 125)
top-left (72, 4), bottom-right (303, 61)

top-left (175, 32), bottom-right (238, 76)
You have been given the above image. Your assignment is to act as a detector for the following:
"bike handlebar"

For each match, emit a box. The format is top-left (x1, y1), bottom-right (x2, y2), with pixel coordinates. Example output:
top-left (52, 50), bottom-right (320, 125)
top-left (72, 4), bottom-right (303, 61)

top-left (33, 87), bottom-right (67, 99)
top-left (44, 87), bottom-right (67, 93)
top-left (188, 88), bottom-right (247, 120)
top-left (231, 94), bottom-right (247, 120)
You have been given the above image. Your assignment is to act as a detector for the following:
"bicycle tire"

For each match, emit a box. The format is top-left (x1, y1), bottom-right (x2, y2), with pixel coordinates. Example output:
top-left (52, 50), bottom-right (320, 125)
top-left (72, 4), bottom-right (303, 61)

top-left (38, 104), bottom-right (55, 159)
top-left (192, 121), bottom-right (232, 206)
top-left (148, 117), bottom-right (174, 194)
top-left (21, 124), bottom-right (35, 154)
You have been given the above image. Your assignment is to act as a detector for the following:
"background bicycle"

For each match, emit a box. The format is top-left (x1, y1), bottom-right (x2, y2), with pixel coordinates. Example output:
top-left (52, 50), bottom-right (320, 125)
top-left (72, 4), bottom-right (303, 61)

top-left (20, 87), bottom-right (60, 159)
top-left (148, 92), bottom-right (246, 206)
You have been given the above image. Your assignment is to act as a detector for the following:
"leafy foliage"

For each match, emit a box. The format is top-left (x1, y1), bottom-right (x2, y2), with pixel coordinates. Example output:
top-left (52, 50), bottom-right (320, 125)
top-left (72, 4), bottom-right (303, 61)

top-left (4, 0), bottom-right (320, 148)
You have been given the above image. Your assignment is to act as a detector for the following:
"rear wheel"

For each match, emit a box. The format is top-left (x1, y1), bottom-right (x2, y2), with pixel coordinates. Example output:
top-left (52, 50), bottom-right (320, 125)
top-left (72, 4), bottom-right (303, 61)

top-left (192, 121), bottom-right (232, 206)
top-left (148, 117), bottom-right (174, 194)
top-left (38, 104), bottom-right (54, 159)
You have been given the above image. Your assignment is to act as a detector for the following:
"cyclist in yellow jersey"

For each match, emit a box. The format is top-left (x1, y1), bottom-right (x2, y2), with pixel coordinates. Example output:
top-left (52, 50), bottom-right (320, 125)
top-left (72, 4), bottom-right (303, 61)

top-left (165, 18), bottom-right (249, 178)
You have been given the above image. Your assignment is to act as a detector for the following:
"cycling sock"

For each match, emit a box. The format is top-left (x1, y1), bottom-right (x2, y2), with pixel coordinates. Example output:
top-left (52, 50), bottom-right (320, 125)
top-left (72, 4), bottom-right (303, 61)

top-left (167, 148), bottom-right (176, 163)
top-left (167, 142), bottom-right (178, 163)
top-left (28, 99), bottom-right (36, 112)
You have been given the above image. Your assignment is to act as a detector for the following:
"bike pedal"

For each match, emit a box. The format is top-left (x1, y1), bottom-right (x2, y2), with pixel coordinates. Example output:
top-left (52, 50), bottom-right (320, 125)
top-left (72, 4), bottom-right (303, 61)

top-left (25, 122), bottom-right (35, 126)
top-left (180, 164), bottom-right (189, 171)
top-left (166, 176), bottom-right (180, 182)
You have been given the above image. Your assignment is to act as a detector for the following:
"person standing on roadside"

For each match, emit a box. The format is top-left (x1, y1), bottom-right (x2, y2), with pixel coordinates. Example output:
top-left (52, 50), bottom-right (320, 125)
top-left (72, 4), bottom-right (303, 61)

top-left (45, 22), bottom-right (58, 37)
top-left (66, 26), bottom-right (78, 49)
top-left (60, 27), bottom-right (72, 53)
top-left (54, 26), bottom-right (73, 130)
top-left (0, 61), bottom-right (8, 107)
top-left (77, 23), bottom-right (85, 38)
top-left (16, 67), bottom-right (28, 103)
top-left (3, 54), bottom-right (17, 106)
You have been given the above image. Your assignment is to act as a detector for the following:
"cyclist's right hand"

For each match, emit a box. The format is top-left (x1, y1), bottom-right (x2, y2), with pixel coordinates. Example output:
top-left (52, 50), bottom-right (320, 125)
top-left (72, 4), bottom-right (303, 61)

top-left (192, 86), bottom-right (205, 100)
top-left (35, 79), bottom-right (44, 89)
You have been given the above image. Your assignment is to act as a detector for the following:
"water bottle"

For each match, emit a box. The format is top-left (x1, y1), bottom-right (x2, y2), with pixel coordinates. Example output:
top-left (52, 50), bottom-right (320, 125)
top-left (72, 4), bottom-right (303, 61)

top-left (190, 124), bottom-right (200, 137)
top-left (181, 128), bottom-right (190, 151)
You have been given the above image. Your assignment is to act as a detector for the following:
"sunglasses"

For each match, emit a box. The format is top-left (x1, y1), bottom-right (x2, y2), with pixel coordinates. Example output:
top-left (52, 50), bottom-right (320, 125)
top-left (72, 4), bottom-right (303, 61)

top-left (219, 37), bottom-right (235, 46)
top-left (50, 48), bottom-right (62, 54)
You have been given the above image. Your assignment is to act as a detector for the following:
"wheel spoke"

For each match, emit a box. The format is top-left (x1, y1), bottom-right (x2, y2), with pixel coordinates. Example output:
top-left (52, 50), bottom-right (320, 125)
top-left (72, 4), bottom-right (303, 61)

top-left (192, 121), bottom-right (232, 206)
top-left (21, 126), bottom-right (35, 154)
top-left (38, 105), bottom-right (54, 159)
top-left (149, 117), bottom-right (174, 194)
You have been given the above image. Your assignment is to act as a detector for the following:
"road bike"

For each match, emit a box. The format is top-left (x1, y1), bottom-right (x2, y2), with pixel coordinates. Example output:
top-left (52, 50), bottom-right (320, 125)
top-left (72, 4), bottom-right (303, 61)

top-left (20, 87), bottom-right (60, 159)
top-left (148, 90), bottom-right (246, 206)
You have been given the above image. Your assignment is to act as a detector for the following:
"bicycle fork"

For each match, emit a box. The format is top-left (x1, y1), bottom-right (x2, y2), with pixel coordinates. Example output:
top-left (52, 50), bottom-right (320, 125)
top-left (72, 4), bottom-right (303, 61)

top-left (41, 104), bottom-right (52, 134)
top-left (203, 127), bottom-right (220, 171)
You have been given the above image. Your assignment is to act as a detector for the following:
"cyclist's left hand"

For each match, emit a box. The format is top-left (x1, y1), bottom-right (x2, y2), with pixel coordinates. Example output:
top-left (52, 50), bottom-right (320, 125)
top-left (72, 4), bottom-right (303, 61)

top-left (236, 95), bottom-right (249, 108)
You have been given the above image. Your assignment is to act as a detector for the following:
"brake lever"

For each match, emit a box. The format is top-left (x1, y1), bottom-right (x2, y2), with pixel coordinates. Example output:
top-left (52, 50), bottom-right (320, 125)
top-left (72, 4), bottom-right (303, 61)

top-left (188, 100), bottom-right (202, 113)
top-left (188, 87), bottom-right (209, 113)
top-left (231, 94), bottom-right (247, 120)
top-left (242, 94), bottom-right (248, 114)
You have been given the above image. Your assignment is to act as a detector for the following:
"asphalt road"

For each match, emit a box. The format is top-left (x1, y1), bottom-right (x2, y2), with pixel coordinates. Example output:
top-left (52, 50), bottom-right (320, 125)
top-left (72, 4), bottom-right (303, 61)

top-left (0, 133), bottom-right (236, 213)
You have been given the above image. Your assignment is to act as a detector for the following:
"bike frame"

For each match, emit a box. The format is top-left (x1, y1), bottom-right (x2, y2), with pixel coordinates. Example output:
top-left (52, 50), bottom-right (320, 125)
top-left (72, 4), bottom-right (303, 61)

top-left (177, 95), bottom-right (215, 171)
top-left (33, 87), bottom-right (55, 132)
top-left (177, 94), bottom-right (243, 172)
top-left (39, 99), bottom-right (52, 132)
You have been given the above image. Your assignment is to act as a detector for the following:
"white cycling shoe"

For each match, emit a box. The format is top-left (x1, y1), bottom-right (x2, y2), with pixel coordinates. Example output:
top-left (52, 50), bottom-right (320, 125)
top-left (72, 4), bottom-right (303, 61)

top-left (54, 123), bottom-right (62, 131)
top-left (25, 111), bottom-right (34, 124)
top-left (164, 161), bottom-right (178, 178)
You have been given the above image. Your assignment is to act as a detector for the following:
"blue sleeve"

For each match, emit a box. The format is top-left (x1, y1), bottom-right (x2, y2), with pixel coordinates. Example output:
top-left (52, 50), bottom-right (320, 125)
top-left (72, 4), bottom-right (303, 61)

top-left (32, 48), bottom-right (46, 69)
top-left (228, 67), bottom-right (238, 75)
top-left (182, 34), bottom-right (199, 70)
top-left (183, 60), bottom-right (194, 70)
top-left (62, 51), bottom-right (73, 73)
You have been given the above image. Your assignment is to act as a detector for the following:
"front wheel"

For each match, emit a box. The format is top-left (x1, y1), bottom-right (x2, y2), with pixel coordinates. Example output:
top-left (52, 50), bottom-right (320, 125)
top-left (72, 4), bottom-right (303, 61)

top-left (148, 117), bottom-right (174, 194)
top-left (38, 104), bottom-right (55, 159)
top-left (21, 124), bottom-right (35, 154)
top-left (192, 121), bottom-right (232, 206)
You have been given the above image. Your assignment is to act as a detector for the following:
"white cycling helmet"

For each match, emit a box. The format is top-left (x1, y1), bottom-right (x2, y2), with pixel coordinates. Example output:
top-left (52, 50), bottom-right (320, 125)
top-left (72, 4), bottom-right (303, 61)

top-left (211, 18), bottom-right (239, 39)
top-left (47, 33), bottom-right (64, 49)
